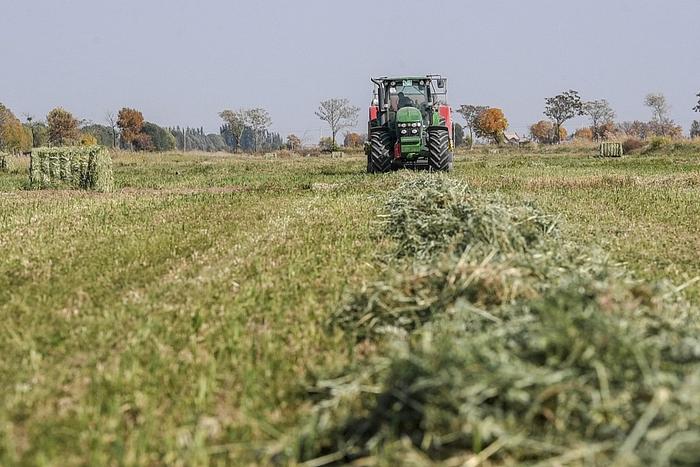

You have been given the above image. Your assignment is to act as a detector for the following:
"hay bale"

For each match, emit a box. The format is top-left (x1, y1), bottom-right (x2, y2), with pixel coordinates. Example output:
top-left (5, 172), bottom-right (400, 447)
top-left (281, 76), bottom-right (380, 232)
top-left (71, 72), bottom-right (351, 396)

top-left (29, 146), bottom-right (113, 192)
top-left (599, 142), bottom-right (624, 157)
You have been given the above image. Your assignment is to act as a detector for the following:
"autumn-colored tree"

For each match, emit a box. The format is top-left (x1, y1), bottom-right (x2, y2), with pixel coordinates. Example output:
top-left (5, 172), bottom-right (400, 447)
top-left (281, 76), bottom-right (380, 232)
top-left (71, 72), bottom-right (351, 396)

top-left (530, 120), bottom-right (567, 144)
top-left (1, 119), bottom-right (32, 153)
top-left (0, 103), bottom-right (17, 129)
top-left (132, 133), bottom-right (154, 151)
top-left (475, 108), bottom-right (508, 144)
top-left (0, 103), bottom-right (27, 152)
top-left (79, 133), bottom-right (98, 146)
top-left (287, 134), bottom-right (302, 151)
top-left (343, 132), bottom-right (365, 148)
top-left (47, 107), bottom-right (79, 146)
top-left (573, 127), bottom-right (593, 141)
top-left (117, 108), bottom-right (146, 149)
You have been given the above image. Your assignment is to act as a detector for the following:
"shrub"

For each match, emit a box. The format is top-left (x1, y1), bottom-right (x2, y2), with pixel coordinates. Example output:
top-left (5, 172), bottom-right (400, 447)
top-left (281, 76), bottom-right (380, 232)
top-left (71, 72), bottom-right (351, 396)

top-left (573, 127), bottom-right (593, 141)
top-left (647, 136), bottom-right (672, 152)
top-left (622, 138), bottom-right (645, 153)
top-left (29, 146), bottom-right (113, 192)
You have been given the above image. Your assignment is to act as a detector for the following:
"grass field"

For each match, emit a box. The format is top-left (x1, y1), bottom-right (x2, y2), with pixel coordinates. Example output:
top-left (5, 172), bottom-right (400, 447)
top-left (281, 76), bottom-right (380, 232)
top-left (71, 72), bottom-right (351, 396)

top-left (1, 149), bottom-right (699, 465)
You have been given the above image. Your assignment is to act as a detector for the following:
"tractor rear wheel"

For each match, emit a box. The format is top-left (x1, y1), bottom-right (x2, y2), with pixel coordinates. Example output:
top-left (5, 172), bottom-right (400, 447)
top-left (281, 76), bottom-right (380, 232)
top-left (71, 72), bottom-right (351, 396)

top-left (368, 130), bottom-right (392, 173)
top-left (428, 129), bottom-right (453, 172)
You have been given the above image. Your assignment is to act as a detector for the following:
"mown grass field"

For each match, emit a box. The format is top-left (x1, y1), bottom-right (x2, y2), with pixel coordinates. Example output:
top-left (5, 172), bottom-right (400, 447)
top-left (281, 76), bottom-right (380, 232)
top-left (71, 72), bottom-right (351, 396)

top-left (1, 149), bottom-right (699, 465)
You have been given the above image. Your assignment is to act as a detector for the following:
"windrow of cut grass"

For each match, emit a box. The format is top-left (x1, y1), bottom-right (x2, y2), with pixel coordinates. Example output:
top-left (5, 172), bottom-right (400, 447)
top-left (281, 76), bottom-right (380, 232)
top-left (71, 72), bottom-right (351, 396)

top-left (289, 175), bottom-right (700, 466)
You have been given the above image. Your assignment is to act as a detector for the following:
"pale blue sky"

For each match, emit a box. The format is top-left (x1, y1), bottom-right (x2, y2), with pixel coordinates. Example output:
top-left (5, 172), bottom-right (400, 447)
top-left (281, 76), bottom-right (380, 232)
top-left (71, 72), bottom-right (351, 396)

top-left (1, 0), bottom-right (698, 141)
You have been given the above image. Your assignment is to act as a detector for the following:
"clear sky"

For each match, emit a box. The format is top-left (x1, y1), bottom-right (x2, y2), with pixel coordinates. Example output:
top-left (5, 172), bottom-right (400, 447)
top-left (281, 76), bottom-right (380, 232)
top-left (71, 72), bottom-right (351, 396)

top-left (1, 0), bottom-right (698, 141)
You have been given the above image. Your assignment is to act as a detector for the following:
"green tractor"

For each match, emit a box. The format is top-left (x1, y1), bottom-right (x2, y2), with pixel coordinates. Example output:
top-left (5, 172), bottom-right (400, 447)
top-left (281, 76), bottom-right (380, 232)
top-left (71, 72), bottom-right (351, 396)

top-left (365, 75), bottom-right (454, 173)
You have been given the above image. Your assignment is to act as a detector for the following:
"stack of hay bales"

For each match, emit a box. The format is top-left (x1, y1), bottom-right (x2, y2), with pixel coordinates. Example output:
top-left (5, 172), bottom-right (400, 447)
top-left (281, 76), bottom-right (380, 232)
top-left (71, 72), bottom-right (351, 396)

top-left (29, 146), bottom-right (113, 192)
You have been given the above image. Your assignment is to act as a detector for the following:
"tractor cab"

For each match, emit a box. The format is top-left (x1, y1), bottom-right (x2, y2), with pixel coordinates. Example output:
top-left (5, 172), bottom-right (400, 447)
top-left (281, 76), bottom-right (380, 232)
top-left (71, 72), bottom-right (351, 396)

top-left (367, 75), bottom-right (453, 173)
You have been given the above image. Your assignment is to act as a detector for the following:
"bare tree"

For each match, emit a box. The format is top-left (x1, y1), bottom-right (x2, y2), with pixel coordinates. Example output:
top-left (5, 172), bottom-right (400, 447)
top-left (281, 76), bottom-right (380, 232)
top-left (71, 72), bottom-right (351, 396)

top-left (456, 105), bottom-right (488, 149)
top-left (582, 100), bottom-right (616, 141)
top-left (315, 98), bottom-right (359, 148)
top-left (105, 111), bottom-right (118, 148)
top-left (248, 108), bottom-right (272, 152)
top-left (219, 109), bottom-right (252, 152)
top-left (644, 93), bottom-right (670, 124)
top-left (544, 90), bottom-right (584, 144)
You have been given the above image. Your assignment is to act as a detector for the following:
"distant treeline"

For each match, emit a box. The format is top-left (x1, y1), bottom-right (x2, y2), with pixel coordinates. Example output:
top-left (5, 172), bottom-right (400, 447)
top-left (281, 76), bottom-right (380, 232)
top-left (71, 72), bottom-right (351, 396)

top-left (0, 104), bottom-right (286, 153)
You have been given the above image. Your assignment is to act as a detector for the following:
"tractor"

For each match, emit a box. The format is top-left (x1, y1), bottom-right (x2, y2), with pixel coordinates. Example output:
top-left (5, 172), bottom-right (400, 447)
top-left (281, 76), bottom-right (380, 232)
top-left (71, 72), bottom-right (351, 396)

top-left (365, 75), bottom-right (454, 173)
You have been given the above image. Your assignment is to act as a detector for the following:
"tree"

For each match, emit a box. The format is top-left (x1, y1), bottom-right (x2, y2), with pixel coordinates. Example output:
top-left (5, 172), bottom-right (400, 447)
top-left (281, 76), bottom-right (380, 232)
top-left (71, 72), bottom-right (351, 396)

top-left (315, 98), bottom-right (359, 147)
top-left (142, 122), bottom-right (176, 151)
top-left (691, 121), bottom-right (700, 139)
top-left (47, 108), bottom-right (79, 146)
top-left (1, 119), bottom-right (32, 153)
top-left (79, 133), bottom-right (98, 146)
top-left (117, 108), bottom-right (145, 149)
top-left (583, 100), bottom-right (616, 141)
top-left (618, 121), bottom-right (650, 139)
top-left (695, 93), bottom-right (700, 112)
top-left (544, 90), bottom-right (584, 143)
top-left (343, 132), bottom-right (365, 148)
top-left (219, 109), bottom-right (251, 152)
top-left (475, 108), bottom-right (508, 144)
top-left (105, 111), bottom-right (119, 148)
top-left (248, 108), bottom-right (272, 152)
top-left (287, 134), bottom-right (302, 151)
top-left (0, 104), bottom-right (32, 152)
top-left (644, 93), bottom-right (670, 125)
top-left (319, 136), bottom-right (334, 152)
top-left (454, 123), bottom-right (465, 147)
top-left (82, 124), bottom-right (114, 147)
top-left (456, 105), bottom-right (488, 149)
top-left (29, 122), bottom-right (48, 147)
top-left (573, 127), bottom-right (593, 141)
top-left (530, 120), bottom-right (567, 144)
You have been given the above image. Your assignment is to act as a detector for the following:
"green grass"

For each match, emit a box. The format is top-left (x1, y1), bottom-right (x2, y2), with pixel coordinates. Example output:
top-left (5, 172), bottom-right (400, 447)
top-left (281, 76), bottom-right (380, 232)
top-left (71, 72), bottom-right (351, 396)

top-left (1, 149), bottom-right (699, 464)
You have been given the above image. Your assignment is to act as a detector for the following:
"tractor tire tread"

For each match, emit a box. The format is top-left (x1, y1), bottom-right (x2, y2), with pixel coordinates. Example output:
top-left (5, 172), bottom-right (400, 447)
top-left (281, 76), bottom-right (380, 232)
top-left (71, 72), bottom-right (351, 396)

top-left (368, 130), bottom-right (393, 173)
top-left (428, 129), bottom-right (453, 172)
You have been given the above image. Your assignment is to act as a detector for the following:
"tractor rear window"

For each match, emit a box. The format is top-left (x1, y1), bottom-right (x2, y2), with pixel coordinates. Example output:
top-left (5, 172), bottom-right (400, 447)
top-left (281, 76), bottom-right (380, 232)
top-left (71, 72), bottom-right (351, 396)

top-left (388, 84), bottom-right (428, 111)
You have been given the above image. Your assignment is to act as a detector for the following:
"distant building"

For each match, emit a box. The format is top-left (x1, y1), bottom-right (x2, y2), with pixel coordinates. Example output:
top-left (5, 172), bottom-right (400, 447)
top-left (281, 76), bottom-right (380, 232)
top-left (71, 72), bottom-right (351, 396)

top-left (503, 131), bottom-right (521, 145)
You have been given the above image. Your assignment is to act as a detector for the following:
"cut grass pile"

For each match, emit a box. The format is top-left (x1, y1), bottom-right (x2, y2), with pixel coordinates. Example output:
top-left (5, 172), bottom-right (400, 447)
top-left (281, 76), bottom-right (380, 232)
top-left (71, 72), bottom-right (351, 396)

top-left (29, 146), bottom-right (114, 191)
top-left (293, 175), bottom-right (700, 465)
